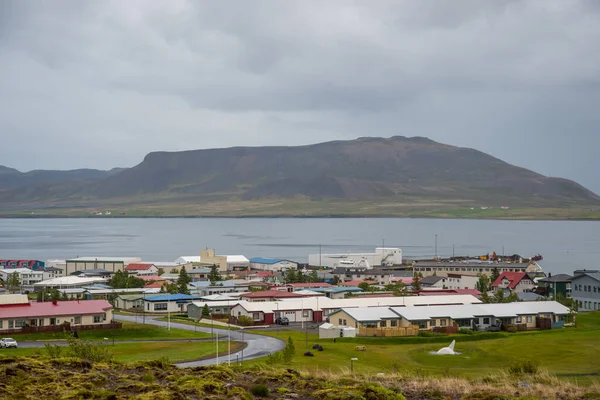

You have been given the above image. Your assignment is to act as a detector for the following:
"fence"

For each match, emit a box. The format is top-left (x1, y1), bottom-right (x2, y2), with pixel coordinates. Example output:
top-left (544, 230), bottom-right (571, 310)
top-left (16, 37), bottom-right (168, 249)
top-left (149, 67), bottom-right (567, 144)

top-left (0, 322), bottom-right (122, 335)
top-left (358, 325), bottom-right (420, 337)
top-left (432, 325), bottom-right (459, 334)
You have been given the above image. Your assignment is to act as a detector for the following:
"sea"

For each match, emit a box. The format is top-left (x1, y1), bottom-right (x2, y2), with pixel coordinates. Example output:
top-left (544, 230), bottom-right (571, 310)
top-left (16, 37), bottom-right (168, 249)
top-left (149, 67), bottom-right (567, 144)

top-left (1, 218), bottom-right (599, 275)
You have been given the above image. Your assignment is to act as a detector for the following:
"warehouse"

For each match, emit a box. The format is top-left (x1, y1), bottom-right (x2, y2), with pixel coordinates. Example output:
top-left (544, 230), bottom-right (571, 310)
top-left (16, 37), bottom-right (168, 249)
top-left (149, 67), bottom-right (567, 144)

top-left (65, 257), bottom-right (141, 275)
top-left (249, 257), bottom-right (298, 272)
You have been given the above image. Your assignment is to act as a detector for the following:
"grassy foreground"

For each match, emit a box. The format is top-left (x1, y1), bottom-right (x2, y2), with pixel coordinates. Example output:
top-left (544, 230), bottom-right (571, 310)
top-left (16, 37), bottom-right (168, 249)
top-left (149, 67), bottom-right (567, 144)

top-left (2, 341), bottom-right (243, 363)
top-left (248, 312), bottom-right (600, 385)
top-left (0, 357), bottom-right (598, 400)
top-left (8, 321), bottom-right (211, 341)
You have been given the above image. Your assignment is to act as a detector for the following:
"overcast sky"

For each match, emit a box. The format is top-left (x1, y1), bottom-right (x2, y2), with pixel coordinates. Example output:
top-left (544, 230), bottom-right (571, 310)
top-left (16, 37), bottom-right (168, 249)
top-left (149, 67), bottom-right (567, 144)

top-left (1, 1), bottom-right (599, 192)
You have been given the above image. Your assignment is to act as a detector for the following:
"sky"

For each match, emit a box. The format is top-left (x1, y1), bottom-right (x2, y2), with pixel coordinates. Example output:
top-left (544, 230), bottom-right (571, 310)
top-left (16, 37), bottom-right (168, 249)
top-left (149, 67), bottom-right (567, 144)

top-left (1, 1), bottom-right (599, 193)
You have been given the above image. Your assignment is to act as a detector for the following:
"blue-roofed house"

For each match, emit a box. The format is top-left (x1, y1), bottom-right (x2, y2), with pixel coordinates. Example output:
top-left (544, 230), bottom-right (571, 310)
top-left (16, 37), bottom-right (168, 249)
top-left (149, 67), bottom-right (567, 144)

top-left (143, 293), bottom-right (201, 313)
top-left (249, 257), bottom-right (298, 272)
top-left (311, 286), bottom-right (364, 299)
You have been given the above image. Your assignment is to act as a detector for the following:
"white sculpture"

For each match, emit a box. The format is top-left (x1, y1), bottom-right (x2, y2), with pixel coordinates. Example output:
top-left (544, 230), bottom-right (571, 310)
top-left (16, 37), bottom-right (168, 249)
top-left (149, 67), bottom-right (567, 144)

top-left (436, 340), bottom-right (456, 355)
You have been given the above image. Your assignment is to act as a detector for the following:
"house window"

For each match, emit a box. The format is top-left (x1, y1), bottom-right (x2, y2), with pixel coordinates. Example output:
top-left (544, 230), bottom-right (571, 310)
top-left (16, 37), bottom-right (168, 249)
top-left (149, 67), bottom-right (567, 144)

top-left (430, 319), bottom-right (436, 327)
top-left (418, 321), bottom-right (427, 329)
top-left (516, 317), bottom-right (522, 323)
top-left (253, 313), bottom-right (260, 320)
top-left (74, 316), bottom-right (81, 325)
top-left (380, 321), bottom-right (387, 328)
top-left (390, 320), bottom-right (397, 327)
top-left (93, 316), bottom-right (103, 323)
top-left (482, 317), bottom-right (490, 325)
top-left (154, 303), bottom-right (167, 311)
top-left (441, 319), bottom-right (447, 326)
top-left (526, 316), bottom-right (532, 323)
top-left (50, 318), bottom-right (56, 326)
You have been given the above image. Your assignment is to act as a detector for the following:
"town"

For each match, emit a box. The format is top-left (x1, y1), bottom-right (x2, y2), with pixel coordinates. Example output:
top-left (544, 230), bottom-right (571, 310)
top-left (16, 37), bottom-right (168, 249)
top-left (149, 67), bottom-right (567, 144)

top-left (0, 247), bottom-right (595, 338)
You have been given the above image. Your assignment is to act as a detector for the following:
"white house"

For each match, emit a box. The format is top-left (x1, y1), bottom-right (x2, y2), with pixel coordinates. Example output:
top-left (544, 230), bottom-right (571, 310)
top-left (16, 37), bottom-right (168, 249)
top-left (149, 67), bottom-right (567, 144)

top-left (492, 272), bottom-right (536, 293)
top-left (444, 273), bottom-right (480, 290)
top-left (143, 294), bottom-right (201, 313)
top-left (0, 268), bottom-right (44, 287)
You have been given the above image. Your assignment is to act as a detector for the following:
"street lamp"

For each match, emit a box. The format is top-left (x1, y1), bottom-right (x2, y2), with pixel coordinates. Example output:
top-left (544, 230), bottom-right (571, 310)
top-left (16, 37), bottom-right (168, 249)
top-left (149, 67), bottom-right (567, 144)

top-left (350, 357), bottom-right (358, 372)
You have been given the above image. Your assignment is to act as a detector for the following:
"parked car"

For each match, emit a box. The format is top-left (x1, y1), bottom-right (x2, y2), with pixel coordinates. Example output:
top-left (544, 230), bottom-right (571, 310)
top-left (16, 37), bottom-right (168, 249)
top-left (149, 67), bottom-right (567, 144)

top-left (486, 322), bottom-right (502, 332)
top-left (275, 317), bottom-right (290, 325)
top-left (0, 338), bottom-right (18, 349)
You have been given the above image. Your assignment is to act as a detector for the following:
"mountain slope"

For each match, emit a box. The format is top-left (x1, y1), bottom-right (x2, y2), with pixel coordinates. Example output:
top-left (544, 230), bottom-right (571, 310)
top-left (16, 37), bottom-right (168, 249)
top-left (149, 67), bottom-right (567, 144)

top-left (0, 136), bottom-right (597, 209)
top-left (0, 167), bottom-right (126, 190)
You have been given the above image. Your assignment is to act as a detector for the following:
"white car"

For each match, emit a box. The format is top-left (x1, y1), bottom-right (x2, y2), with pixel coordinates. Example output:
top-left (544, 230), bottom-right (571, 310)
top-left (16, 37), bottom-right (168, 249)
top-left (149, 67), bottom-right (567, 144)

top-left (0, 338), bottom-right (18, 348)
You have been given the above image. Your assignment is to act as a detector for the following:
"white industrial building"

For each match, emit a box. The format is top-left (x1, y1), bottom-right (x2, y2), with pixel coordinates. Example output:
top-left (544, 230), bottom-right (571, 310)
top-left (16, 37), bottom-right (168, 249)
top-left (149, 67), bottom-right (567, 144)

top-left (249, 257), bottom-right (298, 272)
top-left (308, 247), bottom-right (403, 269)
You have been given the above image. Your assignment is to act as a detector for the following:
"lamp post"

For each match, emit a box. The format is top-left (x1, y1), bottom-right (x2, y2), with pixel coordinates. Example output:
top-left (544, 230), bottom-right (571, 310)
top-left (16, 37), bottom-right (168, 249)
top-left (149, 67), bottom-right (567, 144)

top-left (351, 357), bottom-right (358, 372)
top-left (227, 300), bottom-right (231, 366)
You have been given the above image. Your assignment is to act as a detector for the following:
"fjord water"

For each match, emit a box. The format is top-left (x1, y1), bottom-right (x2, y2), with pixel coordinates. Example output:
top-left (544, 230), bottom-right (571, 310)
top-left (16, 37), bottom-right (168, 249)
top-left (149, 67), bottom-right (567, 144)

top-left (1, 218), bottom-right (599, 275)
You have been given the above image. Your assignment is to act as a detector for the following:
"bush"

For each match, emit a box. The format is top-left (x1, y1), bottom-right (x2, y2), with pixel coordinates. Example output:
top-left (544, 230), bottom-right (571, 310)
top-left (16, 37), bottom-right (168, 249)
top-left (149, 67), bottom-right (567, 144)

top-left (237, 316), bottom-right (254, 326)
top-left (250, 384), bottom-right (270, 397)
top-left (44, 343), bottom-right (63, 359)
top-left (418, 331), bottom-right (444, 337)
top-left (67, 338), bottom-right (113, 363)
top-left (508, 360), bottom-right (538, 375)
top-left (506, 326), bottom-right (517, 333)
top-left (459, 328), bottom-right (474, 335)
top-left (282, 337), bottom-right (296, 364)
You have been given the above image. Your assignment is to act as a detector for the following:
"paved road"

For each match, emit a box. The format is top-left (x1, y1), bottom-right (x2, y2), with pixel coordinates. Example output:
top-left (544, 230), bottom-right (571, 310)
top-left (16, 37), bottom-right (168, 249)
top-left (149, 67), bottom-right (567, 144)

top-left (13, 337), bottom-right (218, 349)
top-left (114, 314), bottom-right (286, 367)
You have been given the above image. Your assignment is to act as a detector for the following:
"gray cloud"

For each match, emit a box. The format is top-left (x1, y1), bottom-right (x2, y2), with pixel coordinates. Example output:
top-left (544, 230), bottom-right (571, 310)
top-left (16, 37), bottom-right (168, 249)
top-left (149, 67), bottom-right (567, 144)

top-left (1, 0), bottom-right (599, 192)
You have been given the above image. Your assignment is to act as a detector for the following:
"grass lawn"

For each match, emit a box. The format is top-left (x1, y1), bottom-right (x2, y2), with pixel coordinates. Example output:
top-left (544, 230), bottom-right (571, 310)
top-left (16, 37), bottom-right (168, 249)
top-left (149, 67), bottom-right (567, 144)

top-left (7, 321), bottom-right (211, 341)
top-left (155, 316), bottom-right (240, 330)
top-left (247, 312), bottom-right (600, 385)
top-left (1, 341), bottom-right (245, 363)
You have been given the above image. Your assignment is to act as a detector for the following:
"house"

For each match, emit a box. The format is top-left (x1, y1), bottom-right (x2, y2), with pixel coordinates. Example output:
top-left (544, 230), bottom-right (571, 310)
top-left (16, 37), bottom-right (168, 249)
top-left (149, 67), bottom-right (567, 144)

top-left (570, 270), bottom-right (600, 311)
top-left (285, 283), bottom-right (332, 291)
top-left (0, 294), bottom-right (114, 333)
top-left (0, 268), bottom-right (44, 287)
top-left (189, 267), bottom-right (212, 281)
top-left (230, 300), bottom-right (318, 325)
top-left (249, 257), bottom-right (298, 272)
top-left (311, 286), bottom-right (363, 299)
top-left (65, 257), bottom-right (141, 275)
top-left (33, 276), bottom-right (109, 290)
top-left (143, 294), bottom-right (201, 313)
top-left (411, 289), bottom-right (481, 297)
top-left (331, 267), bottom-right (395, 286)
top-left (492, 272), bottom-right (535, 293)
top-left (124, 263), bottom-right (159, 276)
top-left (42, 266), bottom-right (64, 280)
top-left (146, 261), bottom-right (193, 274)
top-left (338, 279), bottom-right (376, 287)
top-left (444, 273), bottom-right (480, 290)
top-left (0, 260), bottom-right (45, 270)
top-left (239, 290), bottom-right (307, 302)
top-left (137, 275), bottom-right (169, 284)
top-left (114, 294), bottom-right (145, 310)
top-left (174, 256), bottom-right (202, 265)
top-left (537, 274), bottom-right (573, 298)
top-left (419, 276), bottom-right (447, 289)
top-left (188, 299), bottom-right (239, 319)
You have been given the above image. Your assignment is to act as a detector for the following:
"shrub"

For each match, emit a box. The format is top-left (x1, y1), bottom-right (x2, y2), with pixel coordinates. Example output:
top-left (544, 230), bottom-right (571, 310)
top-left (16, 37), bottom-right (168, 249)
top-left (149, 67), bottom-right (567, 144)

top-left (67, 338), bottom-right (113, 363)
top-left (508, 360), bottom-right (538, 375)
top-left (237, 316), bottom-right (254, 326)
top-left (44, 343), bottom-right (63, 359)
top-left (250, 384), bottom-right (270, 397)
top-left (418, 331), bottom-right (444, 337)
top-left (459, 328), bottom-right (474, 335)
top-left (282, 337), bottom-right (296, 364)
top-left (506, 326), bottom-right (517, 333)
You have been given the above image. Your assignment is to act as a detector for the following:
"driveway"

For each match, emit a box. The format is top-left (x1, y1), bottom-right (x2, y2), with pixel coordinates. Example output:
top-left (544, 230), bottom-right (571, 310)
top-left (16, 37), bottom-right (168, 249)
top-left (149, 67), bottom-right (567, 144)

top-left (114, 314), bottom-right (286, 367)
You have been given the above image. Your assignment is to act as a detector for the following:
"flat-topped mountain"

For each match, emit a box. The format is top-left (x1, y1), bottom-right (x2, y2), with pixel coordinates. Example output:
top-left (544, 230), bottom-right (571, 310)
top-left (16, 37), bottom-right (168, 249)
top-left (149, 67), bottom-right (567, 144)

top-left (0, 136), bottom-right (598, 211)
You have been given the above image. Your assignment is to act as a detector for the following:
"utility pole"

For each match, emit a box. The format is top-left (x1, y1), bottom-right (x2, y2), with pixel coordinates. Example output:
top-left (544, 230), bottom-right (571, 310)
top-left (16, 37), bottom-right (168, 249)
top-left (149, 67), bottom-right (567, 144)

top-left (435, 234), bottom-right (438, 259)
top-left (228, 300), bottom-right (231, 366)
top-left (452, 244), bottom-right (455, 258)
top-left (319, 244), bottom-right (322, 268)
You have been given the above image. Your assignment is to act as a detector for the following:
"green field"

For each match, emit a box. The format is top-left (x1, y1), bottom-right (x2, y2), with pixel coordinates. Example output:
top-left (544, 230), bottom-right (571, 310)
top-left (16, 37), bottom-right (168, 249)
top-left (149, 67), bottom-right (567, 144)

top-left (7, 321), bottom-right (211, 341)
top-left (1, 341), bottom-right (244, 363)
top-left (248, 312), bottom-right (600, 384)
top-left (155, 316), bottom-right (241, 330)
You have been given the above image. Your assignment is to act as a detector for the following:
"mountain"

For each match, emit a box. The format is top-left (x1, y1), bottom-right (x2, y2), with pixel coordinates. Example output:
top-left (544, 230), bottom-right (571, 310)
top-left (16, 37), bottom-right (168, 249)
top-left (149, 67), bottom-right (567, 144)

top-left (0, 136), bottom-right (598, 212)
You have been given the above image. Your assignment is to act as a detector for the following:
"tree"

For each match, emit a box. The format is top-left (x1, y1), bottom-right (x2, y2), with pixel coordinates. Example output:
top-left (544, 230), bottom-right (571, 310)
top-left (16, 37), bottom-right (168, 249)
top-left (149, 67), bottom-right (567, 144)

top-left (411, 273), bottom-right (422, 291)
top-left (308, 270), bottom-right (319, 283)
top-left (61, 291), bottom-right (69, 301)
top-left (358, 282), bottom-right (371, 292)
top-left (208, 265), bottom-right (222, 285)
top-left (36, 289), bottom-right (47, 302)
top-left (161, 282), bottom-right (178, 294)
top-left (50, 288), bottom-right (61, 302)
top-left (475, 274), bottom-right (491, 293)
top-left (7, 272), bottom-right (21, 294)
top-left (157, 268), bottom-right (165, 276)
top-left (297, 270), bottom-right (306, 283)
top-left (201, 304), bottom-right (211, 319)
top-left (282, 336), bottom-right (296, 364)
top-left (109, 270), bottom-right (145, 289)
top-left (177, 267), bottom-right (191, 294)
top-left (284, 269), bottom-right (298, 284)
top-left (332, 275), bottom-right (341, 285)
top-left (490, 268), bottom-right (500, 284)
top-left (171, 268), bottom-right (179, 274)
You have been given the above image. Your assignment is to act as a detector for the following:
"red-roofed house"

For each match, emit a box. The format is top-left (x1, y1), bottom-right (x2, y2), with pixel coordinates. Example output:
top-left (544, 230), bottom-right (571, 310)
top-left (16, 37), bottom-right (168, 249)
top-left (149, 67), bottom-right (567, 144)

top-left (240, 290), bottom-right (307, 302)
top-left (0, 299), bottom-right (115, 333)
top-left (492, 272), bottom-right (535, 293)
top-left (124, 263), bottom-right (158, 276)
top-left (144, 281), bottom-right (173, 289)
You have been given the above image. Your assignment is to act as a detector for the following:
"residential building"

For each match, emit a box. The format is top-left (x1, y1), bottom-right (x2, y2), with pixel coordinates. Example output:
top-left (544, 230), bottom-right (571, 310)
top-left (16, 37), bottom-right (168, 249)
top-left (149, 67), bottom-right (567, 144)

top-left (239, 290), bottom-right (321, 302)
top-left (65, 257), bottom-right (141, 275)
top-left (537, 274), bottom-right (572, 298)
top-left (0, 295), bottom-right (114, 333)
top-left (249, 257), bottom-right (298, 272)
top-left (124, 263), bottom-right (159, 276)
top-left (444, 273), bottom-right (480, 290)
top-left (0, 260), bottom-right (45, 270)
top-left (412, 261), bottom-right (541, 278)
top-left (419, 276), bottom-right (447, 289)
top-left (147, 260), bottom-right (194, 274)
top-left (310, 286), bottom-right (363, 299)
top-left (33, 276), bottom-right (109, 290)
top-left (0, 268), bottom-right (44, 287)
top-left (114, 294), bottom-right (145, 310)
top-left (492, 272), bottom-right (535, 293)
top-left (143, 294), bottom-right (201, 313)
top-left (187, 300), bottom-right (237, 319)
top-left (188, 267), bottom-right (212, 281)
top-left (308, 247), bottom-right (403, 269)
top-left (42, 266), bottom-right (64, 280)
top-left (570, 270), bottom-right (600, 311)
top-left (332, 267), bottom-right (395, 286)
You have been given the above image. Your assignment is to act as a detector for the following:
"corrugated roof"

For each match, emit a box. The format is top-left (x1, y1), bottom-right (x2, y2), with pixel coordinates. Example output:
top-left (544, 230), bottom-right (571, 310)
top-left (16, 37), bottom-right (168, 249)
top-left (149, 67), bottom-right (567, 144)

top-left (492, 272), bottom-right (530, 289)
top-left (125, 263), bottom-right (155, 271)
top-left (0, 300), bottom-right (112, 319)
top-left (538, 274), bottom-right (572, 283)
top-left (144, 294), bottom-right (200, 302)
top-left (227, 255), bottom-right (249, 263)
top-left (0, 294), bottom-right (29, 305)
top-left (240, 290), bottom-right (304, 299)
top-left (249, 257), bottom-right (283, 264)
top-left (34, 276), bottom-right (107, 286)
top-left (67, 257), bottom-right (140, 262)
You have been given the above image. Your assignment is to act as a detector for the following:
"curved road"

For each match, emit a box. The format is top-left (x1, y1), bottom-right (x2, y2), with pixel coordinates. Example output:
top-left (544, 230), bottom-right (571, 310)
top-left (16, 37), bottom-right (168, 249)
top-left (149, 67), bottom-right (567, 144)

top-left (114, 314), bottom-right (286, 367)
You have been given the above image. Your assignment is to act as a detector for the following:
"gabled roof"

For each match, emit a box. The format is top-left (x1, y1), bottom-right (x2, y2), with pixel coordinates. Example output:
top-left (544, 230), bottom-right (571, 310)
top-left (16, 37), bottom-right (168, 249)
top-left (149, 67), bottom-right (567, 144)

top-left (538, 274), bottom-right (572, 283)
top-left (419, 276), bottom-right (445, 285)
top-left (572, 271), bottom-right (600, 283)
top-left (492, 272), bottom-right (530, 289)
top-left (312, 286), bottom-right (363, 294)
top-left (227, 255), bottom-right (249, 263)
top-left (249, 257), bottom-right (284, 264)
top-left (144, 294), bottom-right (200, 302)
top-left (0, 300), bottom-right (112, 319)
top-left (288, 283), bottom-right (332, 288)
top-left (240, 290), bottom-right (304, 299)
top-left (125, 263), bottom-right (156, 271)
